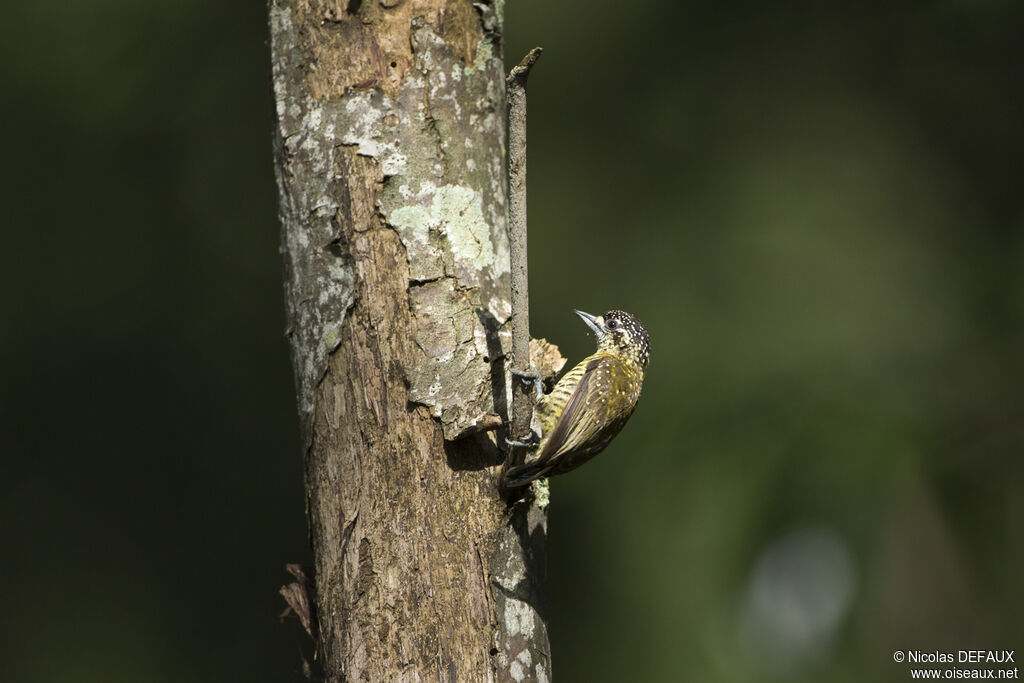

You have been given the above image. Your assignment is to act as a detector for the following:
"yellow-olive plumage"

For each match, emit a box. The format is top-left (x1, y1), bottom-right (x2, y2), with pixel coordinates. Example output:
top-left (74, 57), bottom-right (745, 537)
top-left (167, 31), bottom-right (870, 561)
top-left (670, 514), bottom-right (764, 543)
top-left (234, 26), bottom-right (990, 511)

top-left (505, 309), bottom-right (650, 487)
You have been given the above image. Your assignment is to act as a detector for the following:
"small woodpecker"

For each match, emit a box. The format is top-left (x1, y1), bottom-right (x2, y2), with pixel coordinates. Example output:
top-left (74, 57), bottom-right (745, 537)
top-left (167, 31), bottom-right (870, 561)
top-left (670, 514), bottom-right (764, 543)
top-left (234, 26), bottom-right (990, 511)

top-left (504, 309), bottom-right (651, 487)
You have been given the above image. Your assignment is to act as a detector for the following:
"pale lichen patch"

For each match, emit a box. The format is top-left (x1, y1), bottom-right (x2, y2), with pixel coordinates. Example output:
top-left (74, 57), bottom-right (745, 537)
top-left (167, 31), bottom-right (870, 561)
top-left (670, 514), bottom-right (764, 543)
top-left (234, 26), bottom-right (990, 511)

top-left (532, 480), bottom-right (551, 509)
top-left (503, 598), bottom-right (535, 639)
top-left (465, 35), bottom-right (493, 74)
top-left (340, 90), bottom-right (400, 161)
top-left (494, 550), bottom-right (525, 593)
top-left (389, 184), bottom-right (494, 284)
top-left (389, 205), bottom-right (432, 244)
top-left (435, 186), bottom-right (490, 267)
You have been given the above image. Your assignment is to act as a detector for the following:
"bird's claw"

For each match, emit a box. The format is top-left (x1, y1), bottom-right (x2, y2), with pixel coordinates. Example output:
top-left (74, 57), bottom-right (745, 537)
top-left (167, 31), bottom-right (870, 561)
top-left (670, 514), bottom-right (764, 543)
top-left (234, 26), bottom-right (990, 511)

top-left (511, 366), bottom-right (543, 399)
top-left (505, 437), bottom-right (538, 450)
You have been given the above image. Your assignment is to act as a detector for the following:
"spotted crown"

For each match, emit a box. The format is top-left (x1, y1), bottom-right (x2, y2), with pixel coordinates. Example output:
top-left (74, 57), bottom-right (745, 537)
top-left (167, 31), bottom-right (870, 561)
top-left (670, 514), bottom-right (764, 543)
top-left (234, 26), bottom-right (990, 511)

top-left (601, 310), bottom-right (651, 368)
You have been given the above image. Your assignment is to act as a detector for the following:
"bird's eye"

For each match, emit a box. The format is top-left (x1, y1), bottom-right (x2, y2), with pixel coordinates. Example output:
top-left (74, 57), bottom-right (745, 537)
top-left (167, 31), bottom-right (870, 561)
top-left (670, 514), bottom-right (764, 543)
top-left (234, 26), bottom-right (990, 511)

top-left (606, 318), bottom-right (619, 330)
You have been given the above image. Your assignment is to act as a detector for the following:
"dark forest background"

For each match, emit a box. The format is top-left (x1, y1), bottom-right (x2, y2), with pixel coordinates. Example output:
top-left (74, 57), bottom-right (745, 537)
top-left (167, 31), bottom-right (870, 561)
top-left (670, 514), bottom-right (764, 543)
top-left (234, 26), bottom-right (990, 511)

top-left (2, 2), bottom-right (1022, 681)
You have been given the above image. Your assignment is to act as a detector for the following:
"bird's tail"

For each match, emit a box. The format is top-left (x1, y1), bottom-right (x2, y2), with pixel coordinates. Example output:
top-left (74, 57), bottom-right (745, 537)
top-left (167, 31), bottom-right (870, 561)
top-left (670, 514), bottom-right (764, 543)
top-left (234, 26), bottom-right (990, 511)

top-left (503, 460), bottom-right (552, 488)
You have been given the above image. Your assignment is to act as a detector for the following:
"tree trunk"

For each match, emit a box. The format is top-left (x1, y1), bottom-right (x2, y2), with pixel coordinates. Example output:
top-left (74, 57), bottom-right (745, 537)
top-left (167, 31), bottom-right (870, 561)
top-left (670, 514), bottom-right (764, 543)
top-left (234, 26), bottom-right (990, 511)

top-left (269, 1), bottom-right (551, 680)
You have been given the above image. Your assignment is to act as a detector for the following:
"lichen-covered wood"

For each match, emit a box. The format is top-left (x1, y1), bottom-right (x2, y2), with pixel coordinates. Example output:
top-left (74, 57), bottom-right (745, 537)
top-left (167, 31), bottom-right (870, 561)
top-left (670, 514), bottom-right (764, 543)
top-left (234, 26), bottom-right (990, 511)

top-left (269, 1), bottom-right (552, 679)
top-left (505, 47), bottom-right (543, 471)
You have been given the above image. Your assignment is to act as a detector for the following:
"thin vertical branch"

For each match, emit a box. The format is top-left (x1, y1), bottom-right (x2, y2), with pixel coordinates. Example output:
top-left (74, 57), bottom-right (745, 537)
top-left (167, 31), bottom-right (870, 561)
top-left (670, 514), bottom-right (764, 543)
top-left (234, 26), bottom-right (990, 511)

top-left (505, 47), bottom-right (543, 474)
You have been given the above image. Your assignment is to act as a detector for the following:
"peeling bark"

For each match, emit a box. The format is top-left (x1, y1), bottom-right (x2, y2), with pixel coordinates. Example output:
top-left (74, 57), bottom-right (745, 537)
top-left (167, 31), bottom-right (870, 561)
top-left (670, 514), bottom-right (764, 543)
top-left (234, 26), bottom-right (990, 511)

top-left (269, 1), bottom-right (553, 680)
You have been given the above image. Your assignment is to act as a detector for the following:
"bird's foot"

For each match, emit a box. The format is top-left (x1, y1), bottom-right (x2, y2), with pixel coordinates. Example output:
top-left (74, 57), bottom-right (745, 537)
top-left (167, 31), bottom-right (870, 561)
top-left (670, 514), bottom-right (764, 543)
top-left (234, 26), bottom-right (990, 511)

top-left (511, 366), bottom-right (543, 399)
top-left (504, 433), bottom-right (539, 450)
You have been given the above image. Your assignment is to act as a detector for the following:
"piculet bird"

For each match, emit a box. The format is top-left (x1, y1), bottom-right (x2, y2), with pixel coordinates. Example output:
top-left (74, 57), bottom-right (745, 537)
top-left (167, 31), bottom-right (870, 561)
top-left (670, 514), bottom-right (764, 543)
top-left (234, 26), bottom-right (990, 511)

top-left (504, 309), bottom-right (651, 487)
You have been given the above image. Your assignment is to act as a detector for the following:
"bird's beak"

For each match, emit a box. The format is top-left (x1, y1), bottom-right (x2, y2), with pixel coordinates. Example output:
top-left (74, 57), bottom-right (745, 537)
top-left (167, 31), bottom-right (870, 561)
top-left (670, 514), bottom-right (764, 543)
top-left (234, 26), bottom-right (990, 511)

top-left (574, 310), bottom-right (603, 338)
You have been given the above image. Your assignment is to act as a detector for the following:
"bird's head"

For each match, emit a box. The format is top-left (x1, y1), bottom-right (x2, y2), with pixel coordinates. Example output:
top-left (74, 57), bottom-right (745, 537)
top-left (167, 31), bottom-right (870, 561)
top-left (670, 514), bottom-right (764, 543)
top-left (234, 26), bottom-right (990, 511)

top-left (575, 309), bottom-right (651, 368)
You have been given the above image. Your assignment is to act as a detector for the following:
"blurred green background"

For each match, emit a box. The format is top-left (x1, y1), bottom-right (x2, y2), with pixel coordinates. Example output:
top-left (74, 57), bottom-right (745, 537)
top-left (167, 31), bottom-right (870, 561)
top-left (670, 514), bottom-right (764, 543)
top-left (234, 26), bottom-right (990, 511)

top-left (2, 1), bottom-right (1021, 681)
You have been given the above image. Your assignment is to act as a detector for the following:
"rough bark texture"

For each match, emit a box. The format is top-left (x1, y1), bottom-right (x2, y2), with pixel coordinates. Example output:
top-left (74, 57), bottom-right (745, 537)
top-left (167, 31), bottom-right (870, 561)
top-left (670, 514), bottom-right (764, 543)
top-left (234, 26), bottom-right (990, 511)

top-left (269, 1), bottom-right (551, 680)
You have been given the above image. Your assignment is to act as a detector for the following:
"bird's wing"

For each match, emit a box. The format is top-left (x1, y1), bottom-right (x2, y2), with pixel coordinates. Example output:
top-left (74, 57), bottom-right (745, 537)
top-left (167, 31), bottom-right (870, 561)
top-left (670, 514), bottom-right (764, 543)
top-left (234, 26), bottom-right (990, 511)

top-left (537, 354), bottom-right (633, 465)
top-left (533, 360), bottom-right (587, 436)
